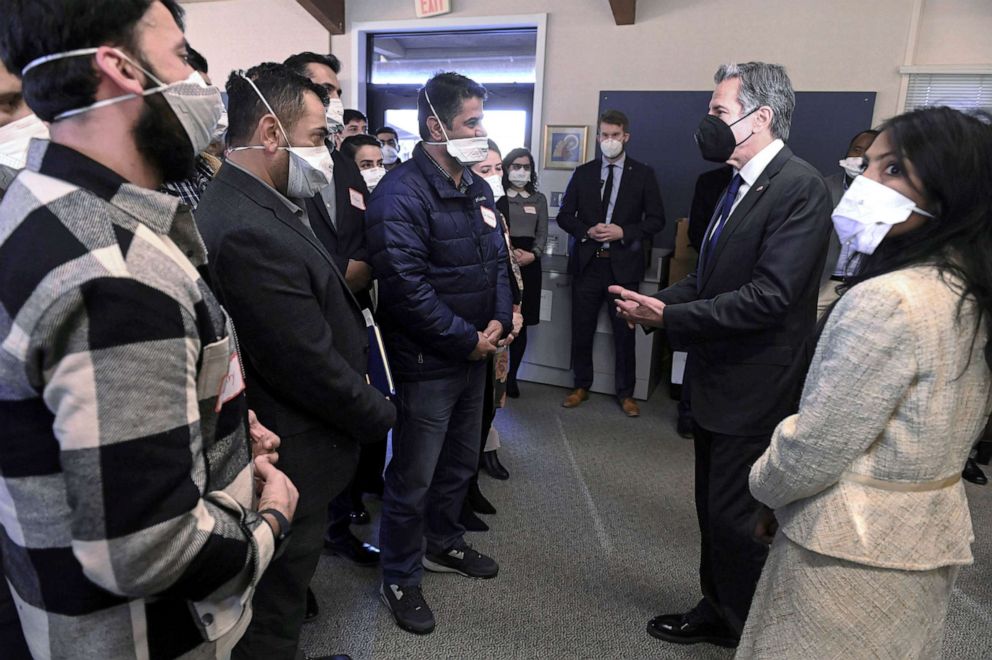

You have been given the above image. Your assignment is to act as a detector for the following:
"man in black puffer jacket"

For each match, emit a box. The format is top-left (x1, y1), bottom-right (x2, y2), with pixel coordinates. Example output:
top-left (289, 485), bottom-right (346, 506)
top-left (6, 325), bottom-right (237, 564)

top-left (366, 71), bottom-right (512, 636)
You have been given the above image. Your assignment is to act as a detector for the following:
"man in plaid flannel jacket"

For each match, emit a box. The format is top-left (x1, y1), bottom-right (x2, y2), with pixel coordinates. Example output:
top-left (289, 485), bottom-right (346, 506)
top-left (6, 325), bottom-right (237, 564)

top-left (0, 1), bottom-right (297, 658)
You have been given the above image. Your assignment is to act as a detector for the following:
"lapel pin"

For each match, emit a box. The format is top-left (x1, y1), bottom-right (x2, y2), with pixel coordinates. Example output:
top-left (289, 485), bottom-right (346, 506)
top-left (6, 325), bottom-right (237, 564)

top-left (755, 185), bottom-right (766, 192)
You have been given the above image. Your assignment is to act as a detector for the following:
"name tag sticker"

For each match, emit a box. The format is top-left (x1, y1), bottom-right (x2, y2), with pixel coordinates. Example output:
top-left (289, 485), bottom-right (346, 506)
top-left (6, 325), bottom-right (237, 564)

top-left (349, 188), bottom-right (366, 210)
top-left (480, 206), bottom-right (497, 228)
top-left (216, 352), bottom-right (246, 412)
top-left (523, 205), bottom-right (537, 215)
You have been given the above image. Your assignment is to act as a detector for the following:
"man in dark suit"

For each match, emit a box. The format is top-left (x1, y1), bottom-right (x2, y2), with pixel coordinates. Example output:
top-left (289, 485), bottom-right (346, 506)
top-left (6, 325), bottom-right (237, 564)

top-left (287, 55), bottom-right (387, 598)
top-left (556, 110), bottom-right (665, 417)
top-left (817, 129), bottom-right (878, 316)
top-left (195, 62), bottom-right (395, 660)
top-left (612, 62), bottom-right (832, 647)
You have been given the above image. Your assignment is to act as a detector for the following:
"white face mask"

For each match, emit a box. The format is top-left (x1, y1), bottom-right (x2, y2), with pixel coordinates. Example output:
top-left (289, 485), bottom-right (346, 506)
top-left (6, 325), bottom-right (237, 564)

top-left (839, 156), bottom-right (865, 179)
top-left (508, 168), bottom-right (530, 186)
top-left (423, 87), bottom-right (488, 165)
top-left (381, 144), bottom-right (399, 164)
top-left (326, 97), bottom-right (344, 132)
top-left (21, 48), bottom-right (223, 157)
top-left (0, 113), bottom-right (50, 169)
top-left (483, 173), bottom-right (504, 200)
top-left (361, 165), bottom-right (386, 191)
top-left (600, 138), bottom-right (624, 159)
top-left (212, 107), bottom-right (229, 142)
top-left (832, 175), bottom-right (934, 255)
top-left (228, 72), bottom-right (334, 199)
top-left (287, 146), bottom-right (334, 199)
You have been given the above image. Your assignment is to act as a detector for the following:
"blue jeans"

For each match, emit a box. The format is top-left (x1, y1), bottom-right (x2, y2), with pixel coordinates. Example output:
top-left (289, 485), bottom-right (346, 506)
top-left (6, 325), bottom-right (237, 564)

top-left (379, 361), bottom-right (487, 585)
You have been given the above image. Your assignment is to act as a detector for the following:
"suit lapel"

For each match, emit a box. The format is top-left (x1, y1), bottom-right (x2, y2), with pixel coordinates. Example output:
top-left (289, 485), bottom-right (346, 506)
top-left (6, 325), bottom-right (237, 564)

top-left (699, 146), bottom-right (794, 289)
top-left (612, 160), bottom-right (635, 221)
top-left (221, 165), bottom-right (362, 310)
top-left (314, 187), bottom-right (337, 236)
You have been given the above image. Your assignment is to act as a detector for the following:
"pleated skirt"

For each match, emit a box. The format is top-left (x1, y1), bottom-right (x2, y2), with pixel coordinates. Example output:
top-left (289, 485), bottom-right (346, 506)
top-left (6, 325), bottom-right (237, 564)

top-left (736, 535), bottom-right (958, 660)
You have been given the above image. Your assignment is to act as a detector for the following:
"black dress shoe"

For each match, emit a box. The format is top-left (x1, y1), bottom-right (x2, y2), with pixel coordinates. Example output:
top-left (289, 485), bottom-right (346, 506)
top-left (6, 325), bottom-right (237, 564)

top-left (506, 379), bottom-right (520, 398)
top-left (647, 612), bottom-right (738, 648)
top-left (964, 457), bottom-right (988, 485)
top-left (324, 533), bottom-right (380, 566)
top-left (349, 506), bottom-right (371, 525)
top-left (467, 479), bottom-right (496, 515)
top-left (482, 450), bottom-right (509, 480)
top-left (304, 587), bottom-right (319, 623)
top-left (459, 504), bottom-right (489, 531)
top-left (676, 415), bottom-right (694, 439)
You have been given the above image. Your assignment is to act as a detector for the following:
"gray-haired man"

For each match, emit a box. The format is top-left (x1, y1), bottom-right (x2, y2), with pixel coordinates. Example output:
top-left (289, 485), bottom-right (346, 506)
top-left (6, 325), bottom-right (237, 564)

top-left (610, 62), bottom-right (832, 647)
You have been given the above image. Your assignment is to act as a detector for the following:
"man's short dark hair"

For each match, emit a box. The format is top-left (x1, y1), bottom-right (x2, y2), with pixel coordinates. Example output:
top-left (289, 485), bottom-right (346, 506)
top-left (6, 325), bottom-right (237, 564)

top-left (343, 109), bottom-right (367, 125)
top-left (186, 44), bottom-right (208, 74)
top-left (2, 0), bottom-right (185, 122)
top-left (418, 71), bottom-right (486, 141)
top-left (340, 134), bottom-right (381, 162)
top-left (283, 51), bottom-right (341, 76)
top-left (375, 126), bottom-right (398, 140)
top-left (226, 62), bottom-right (329, 147)
top-left (847, 129), bottom-right (880, 151)
top-left (599, 109), bottom-right (629, 133)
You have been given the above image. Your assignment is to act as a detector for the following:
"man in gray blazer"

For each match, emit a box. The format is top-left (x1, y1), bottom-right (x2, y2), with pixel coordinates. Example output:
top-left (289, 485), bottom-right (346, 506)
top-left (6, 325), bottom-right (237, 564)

top-left (196, 63), bottom-right (395, 660)
top-left (612, 62), bottom-right (833, 648)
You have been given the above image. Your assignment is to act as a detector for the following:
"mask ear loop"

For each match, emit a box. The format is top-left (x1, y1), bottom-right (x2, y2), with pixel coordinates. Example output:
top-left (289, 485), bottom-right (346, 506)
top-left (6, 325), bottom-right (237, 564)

top-left (24, 47), bottom-right (172, 121)
top-left (423, 87), bottom-right (451, 143)
top-left (236, 70), bottom-right (292, 148)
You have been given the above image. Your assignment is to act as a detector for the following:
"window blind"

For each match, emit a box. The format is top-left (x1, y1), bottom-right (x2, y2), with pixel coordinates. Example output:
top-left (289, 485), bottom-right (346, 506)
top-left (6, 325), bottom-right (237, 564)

top-left (904, 73), bottom-right (992, 112)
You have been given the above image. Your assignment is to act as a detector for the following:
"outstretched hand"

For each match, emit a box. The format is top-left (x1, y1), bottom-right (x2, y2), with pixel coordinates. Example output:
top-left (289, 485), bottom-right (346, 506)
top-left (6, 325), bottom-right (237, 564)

top-left (609, 285), bottom-right (666, 329)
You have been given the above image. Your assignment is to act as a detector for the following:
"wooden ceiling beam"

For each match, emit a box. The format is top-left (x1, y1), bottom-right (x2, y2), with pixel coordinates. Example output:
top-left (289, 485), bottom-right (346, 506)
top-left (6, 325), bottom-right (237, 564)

top-left (296, 0), bottom-right (345, 35)
top-left (608, 0), bottom-right (636, 26)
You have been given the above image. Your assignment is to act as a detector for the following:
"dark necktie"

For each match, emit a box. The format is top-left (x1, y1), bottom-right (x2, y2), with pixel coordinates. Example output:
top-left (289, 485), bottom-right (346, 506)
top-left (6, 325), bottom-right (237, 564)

top-left (601, 164), bottom-right (615, 223)
top-left (700, 173), bottom-right (743, 271)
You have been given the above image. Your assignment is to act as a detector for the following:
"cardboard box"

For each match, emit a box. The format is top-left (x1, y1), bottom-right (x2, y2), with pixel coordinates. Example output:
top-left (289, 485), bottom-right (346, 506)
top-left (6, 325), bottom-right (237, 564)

top-left (668, 217), bottom-right (698, 285)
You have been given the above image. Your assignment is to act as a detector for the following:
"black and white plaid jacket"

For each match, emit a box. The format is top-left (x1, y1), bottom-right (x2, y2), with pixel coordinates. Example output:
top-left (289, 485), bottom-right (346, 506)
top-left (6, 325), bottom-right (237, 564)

top-left (0, 140), bottom-right (275, 659)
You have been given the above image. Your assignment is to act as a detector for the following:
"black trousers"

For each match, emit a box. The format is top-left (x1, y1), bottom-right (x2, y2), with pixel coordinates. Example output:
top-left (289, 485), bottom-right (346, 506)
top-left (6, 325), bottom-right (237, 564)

top-left (692, 422), bottom-right (771, 635)
top-left (570, 258), bottom-right (637, 398)
top-left (325, 438), bottom-right (387, 543)
top-left (234, 438), bottom-right (359, 660)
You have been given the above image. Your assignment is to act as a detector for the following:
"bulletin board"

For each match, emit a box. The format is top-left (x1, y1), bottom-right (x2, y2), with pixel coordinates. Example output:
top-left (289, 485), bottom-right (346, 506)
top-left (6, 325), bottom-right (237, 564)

top-left (596, 90), bottom-right (877, 248)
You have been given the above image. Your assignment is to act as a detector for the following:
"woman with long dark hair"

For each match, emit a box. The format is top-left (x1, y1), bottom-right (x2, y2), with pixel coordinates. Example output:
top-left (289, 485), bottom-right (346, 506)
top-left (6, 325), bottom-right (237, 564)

top-left (497, 147), bottom-right (549, 399)
top-left (738, 106), bottom-right (992, 658)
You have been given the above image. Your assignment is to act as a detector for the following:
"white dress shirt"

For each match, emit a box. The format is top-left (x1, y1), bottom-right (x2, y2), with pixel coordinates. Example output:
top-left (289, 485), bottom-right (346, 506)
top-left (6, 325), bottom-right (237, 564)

top-left (705, 138), bottom-right (785, 243)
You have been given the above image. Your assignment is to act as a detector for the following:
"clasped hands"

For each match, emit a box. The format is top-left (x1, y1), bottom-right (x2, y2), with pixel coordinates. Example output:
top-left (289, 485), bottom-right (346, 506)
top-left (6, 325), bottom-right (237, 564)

top-left (248, 409), bottom-right (299, 537)
top-left (609, 285), bottom-right (666, 329)
top-left (469, 319), bottom-right (505, 360)
top-left (587, 223), bottom-right (623, 242)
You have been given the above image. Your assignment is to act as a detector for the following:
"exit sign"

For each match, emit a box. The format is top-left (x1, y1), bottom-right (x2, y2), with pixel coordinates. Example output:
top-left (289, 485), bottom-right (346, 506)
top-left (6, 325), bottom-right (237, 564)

top-left (415, 0), bottom-right (451, 18)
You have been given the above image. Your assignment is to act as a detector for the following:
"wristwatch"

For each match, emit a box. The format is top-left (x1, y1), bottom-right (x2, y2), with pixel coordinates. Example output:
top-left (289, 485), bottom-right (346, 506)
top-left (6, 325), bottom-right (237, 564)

top-left (258, 508), bottom-right (292, 553)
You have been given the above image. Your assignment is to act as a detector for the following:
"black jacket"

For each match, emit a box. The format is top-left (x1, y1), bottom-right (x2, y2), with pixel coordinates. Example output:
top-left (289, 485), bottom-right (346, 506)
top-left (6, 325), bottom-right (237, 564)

top-left (196, 163), bottom-right (395, 502)
top-left (556, 154), bottom-right (666, 283)
top-left (656, 145), bottom-right (832, 435)
top-left (305, 149), bottom-right (370, 275)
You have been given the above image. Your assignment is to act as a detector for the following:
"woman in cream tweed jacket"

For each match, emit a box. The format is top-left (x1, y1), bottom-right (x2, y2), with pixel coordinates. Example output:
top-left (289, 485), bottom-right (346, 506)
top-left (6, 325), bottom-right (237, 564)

top-left (738, 107), bottom-right (992, 659)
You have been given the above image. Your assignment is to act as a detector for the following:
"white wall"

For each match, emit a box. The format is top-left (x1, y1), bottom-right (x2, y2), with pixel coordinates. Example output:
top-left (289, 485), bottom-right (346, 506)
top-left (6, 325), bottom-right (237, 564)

top-left (916, 0), bottom-right (992, 65)
top-left (180, 0), bottom-right (330, 85)
top-left (178, 0), bottom-right (992, 158)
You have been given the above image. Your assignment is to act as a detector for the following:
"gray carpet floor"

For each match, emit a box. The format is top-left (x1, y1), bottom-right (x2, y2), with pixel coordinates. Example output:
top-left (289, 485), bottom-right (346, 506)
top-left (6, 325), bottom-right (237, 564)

top-left (300, 382), bottom-right (992, 660)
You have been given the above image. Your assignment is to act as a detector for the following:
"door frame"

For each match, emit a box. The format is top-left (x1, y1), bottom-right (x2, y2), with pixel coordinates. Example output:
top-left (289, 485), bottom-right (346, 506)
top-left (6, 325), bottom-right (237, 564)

top-left (350, 13), bottom-right (548, 154)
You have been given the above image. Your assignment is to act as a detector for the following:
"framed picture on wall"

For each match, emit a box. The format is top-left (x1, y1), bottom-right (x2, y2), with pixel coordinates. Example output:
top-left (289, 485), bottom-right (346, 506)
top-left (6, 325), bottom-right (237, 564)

top-left (543, 124), bottom-right (588, 170)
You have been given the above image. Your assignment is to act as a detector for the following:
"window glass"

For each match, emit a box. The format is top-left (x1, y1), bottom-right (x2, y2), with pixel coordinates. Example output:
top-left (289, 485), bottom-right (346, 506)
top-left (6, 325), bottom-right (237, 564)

top-left (371, 29), bottom-right (537, 85)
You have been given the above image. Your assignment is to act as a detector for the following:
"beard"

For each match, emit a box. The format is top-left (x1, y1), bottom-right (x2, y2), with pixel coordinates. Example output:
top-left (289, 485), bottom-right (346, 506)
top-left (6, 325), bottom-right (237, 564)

top-left (133, 92), bottom-right (196, 184)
